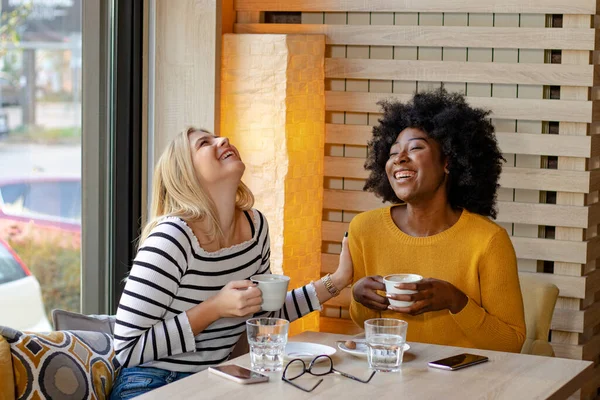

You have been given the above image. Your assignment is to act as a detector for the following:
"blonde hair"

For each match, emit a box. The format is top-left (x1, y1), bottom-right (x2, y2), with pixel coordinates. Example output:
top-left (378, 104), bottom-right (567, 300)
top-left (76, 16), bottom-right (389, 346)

top-left (139, 126), bottom-right (254, 247)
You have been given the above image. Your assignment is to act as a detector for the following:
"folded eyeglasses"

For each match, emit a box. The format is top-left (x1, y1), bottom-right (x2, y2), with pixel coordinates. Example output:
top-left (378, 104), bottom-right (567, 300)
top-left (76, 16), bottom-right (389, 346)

top-left (282, 354), bottom-right (376, 392)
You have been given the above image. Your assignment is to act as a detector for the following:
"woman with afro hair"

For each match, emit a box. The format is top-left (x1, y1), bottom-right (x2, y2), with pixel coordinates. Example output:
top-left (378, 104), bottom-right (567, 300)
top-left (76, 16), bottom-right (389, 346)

top-left (349, 88), bottom-right (526, 353)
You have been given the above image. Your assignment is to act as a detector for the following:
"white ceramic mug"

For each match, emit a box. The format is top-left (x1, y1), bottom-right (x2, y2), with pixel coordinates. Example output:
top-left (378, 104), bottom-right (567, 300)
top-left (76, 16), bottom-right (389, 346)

top-left (384, 274), bottom-right (423, 308)
top-left (250, 274), bottom-right (290, 311)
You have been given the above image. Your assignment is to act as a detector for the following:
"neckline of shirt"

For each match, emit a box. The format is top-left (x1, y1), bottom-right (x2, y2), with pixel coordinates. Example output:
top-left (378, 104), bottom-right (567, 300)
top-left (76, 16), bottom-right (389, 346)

top-left (381, 205), bottom-right (468, 246)
top-left (164, 209), bottom-right (260, 256)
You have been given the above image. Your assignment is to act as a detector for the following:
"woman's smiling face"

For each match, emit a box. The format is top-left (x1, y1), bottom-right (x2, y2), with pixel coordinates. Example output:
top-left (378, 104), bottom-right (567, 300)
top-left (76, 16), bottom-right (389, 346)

top-left (385, 127), bottom-right (448, 204)
top-left (188, 130), bottom-right (245, 187)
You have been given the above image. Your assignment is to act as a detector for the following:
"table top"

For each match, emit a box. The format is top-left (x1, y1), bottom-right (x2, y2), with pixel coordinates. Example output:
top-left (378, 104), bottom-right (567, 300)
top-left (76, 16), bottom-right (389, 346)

top-left (138, 331), bottom-right (593, 400)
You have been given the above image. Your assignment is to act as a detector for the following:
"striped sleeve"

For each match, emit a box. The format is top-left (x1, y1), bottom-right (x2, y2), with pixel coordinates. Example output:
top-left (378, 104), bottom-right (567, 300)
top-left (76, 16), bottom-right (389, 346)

top-left (113, 221), bottom-right (196, 368)
top-left (254, 212), bottom-right (321, 321)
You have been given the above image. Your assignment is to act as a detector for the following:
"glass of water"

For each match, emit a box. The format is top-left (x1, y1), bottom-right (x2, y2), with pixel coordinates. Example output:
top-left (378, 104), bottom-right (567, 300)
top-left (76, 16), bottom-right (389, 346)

top-left (246, 318), bottom-right (289, 372)
top-left (365, 318), bottom-right (408, 372)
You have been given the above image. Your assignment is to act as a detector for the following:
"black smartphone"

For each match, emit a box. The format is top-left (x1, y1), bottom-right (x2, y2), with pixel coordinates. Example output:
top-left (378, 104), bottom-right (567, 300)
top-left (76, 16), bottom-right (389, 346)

top-left (208, 364), bottom-right (269, 384)
top-left (428, 353), bottom-right (489, 371)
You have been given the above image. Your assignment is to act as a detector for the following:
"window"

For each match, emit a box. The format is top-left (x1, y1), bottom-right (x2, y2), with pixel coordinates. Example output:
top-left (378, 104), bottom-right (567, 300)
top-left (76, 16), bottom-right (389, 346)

top-left (0, 0), bottom-right (82, 330)
top-left (1, 0), bottom-right (144, 324)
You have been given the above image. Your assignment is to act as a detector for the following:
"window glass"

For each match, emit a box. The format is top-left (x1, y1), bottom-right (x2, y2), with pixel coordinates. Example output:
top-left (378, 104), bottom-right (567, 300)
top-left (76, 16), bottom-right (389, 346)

top-left (0, 0), bottom-right (82, 331)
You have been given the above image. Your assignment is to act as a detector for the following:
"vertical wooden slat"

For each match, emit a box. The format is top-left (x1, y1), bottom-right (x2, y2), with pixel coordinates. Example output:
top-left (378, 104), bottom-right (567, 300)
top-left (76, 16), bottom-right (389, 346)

top-left (392, 12), bottom-right (419, 96)
top-left (417, 12), bottom-right (444, 92)
top-left (514, 14), bottom-right (546, 274)
top-left (344, 11), bottom-right (370, 133)
top-left (441, 13), bottom-right (468, 94)
top-left (492, 13), bottom-right (520, 257)
top-left (342, 11), bottom-right (368, 252)
top-left (321, 10), bottom-right (347, 319)
top-left (369, 12), bottom-right (395, 95)
top-left (236, 11), bottom-right (262, 23)
top-left (465, 13), bottom-right (494, 97)
top-left (552, 14), bottom-right (592, 349)
top-left (301, 12), bottom-right (324, 24)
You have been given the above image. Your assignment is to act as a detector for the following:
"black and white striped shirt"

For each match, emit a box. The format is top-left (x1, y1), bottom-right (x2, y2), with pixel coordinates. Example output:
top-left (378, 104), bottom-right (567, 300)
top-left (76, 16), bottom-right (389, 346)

top-left (113, 209), bottom-right (321, 372)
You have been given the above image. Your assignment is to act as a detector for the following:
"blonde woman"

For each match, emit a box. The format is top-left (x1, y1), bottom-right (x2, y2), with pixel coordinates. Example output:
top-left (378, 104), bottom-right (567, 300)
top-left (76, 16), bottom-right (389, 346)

top-left (110, 128), bottom-right (353, 399)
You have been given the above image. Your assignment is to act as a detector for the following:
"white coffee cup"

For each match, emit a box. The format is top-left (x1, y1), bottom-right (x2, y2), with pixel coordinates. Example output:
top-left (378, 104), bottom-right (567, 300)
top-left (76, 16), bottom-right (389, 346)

top-left (384, 274), bottom-right (423, 308)
top-left (250, 274), bottom-right (290, 311)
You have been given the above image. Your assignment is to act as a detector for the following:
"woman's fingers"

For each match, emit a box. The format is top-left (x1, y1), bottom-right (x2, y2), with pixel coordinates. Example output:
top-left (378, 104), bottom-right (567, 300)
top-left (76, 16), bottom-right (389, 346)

top-left (394, 280), bottom-right (431, 291)
top-left (365, 291), bottom-right (388, 305)
top-left (227, 280), bottom-right (257, 290)
top-left (334, 233), bottom-right (354, 287)
top-left (388, 299), bottom-right (430, 315)
top-left (244, 295), bottom-right (263, 307)
top-left (353, 276), bottom-right (391, 311)
top-left (366, 299), bottom-right (390, 311)
top-left (240, 305), bottom-right (262, 317)
top-left (242, 286), bottom-right (262, 300)
top-left (367, 276), bottom-right (386, 291)
top-left (340, 234), bottom-right (350, 258)
top-left (387, 290), bottom-right (431, 302)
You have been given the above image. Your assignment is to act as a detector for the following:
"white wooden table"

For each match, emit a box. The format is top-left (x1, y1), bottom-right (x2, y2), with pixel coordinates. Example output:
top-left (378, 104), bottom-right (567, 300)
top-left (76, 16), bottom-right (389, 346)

top-left (138, 331), bottom-right (593, 400)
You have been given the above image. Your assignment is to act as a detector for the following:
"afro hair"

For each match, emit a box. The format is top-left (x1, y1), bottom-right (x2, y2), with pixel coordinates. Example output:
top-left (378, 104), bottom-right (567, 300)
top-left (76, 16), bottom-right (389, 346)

top-left (364, 88), bottom-right (504, 218)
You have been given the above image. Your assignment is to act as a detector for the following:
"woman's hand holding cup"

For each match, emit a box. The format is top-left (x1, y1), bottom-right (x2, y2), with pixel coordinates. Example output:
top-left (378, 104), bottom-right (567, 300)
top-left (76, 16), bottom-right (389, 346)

top-left (352, 275), bottom-right (388, 311)
top-left (386, 277), bottom-right (468, 315)
top-left (212, 280), bottom-right (263, 318)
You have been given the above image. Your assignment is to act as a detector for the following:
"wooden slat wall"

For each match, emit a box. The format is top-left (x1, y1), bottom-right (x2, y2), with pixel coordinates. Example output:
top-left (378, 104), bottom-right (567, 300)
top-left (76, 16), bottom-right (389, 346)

top-left (235, 0), bottom-right (598, 14)
top-left (233, 3), bottom-right (600, 398)
top-left (235, 24), bottom-right (596, 50)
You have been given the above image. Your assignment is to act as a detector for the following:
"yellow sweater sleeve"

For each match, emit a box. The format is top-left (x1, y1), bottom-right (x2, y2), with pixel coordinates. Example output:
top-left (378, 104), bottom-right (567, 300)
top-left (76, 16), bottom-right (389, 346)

top-left (451, 229), bottom-right (526, 353)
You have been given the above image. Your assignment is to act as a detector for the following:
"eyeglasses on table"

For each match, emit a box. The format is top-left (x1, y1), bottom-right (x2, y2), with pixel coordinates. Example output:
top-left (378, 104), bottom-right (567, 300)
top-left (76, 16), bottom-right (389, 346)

top-left (282, 354), bottom-right (376, 393)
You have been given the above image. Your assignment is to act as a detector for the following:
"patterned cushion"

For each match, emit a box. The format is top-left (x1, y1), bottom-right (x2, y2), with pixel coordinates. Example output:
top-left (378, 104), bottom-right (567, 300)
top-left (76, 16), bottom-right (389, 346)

top-left (0, 326), bottom-right (120, 400)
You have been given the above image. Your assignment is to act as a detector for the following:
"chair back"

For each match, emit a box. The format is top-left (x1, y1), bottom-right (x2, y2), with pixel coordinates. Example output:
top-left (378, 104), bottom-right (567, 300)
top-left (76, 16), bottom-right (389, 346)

top-left (519, 273), bottom-right (559, 356)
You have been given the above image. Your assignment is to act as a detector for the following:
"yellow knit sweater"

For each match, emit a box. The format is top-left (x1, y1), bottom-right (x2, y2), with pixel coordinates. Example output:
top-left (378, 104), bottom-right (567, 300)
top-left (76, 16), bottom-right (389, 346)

top-left (349, 206), bottom-right (526, 353)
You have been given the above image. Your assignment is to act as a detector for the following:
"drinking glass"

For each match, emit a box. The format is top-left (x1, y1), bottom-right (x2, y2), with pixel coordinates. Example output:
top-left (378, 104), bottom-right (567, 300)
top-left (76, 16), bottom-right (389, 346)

top-left (365, 318), bottom-right (408, 372)
top-left (246, 318), bottom-right (289, 372)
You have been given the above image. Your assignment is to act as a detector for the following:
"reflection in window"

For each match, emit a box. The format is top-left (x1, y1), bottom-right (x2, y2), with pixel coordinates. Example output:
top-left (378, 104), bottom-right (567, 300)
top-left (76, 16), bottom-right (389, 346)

top-left (0, 180), bottom-right (81, 221)
top-left (0, 183), bottom-right (28, 213)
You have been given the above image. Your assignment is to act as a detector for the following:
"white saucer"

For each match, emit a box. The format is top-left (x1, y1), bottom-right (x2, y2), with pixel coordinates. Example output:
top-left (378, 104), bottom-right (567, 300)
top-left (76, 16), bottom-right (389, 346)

top-left (284, 342), bottom-right (337, 362)
top-left (337, 340), bottom-right (410, 359)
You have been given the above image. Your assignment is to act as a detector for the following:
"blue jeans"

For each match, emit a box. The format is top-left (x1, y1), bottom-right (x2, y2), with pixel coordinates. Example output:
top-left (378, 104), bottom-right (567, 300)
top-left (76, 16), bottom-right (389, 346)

top-left (110, 366), bottom-right (193, 399)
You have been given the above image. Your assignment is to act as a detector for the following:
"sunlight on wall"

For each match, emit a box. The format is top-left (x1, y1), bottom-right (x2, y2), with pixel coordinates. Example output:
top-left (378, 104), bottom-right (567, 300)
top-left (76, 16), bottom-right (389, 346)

top-left (221, 34), bottom-right (325, 335)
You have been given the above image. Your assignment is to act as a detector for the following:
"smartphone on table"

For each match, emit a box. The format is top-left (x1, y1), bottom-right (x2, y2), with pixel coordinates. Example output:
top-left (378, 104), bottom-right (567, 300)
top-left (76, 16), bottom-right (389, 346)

top-left (208, 364), bottom-right (269, 384)
top-left (428, 353), bottom-right (489, 371)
